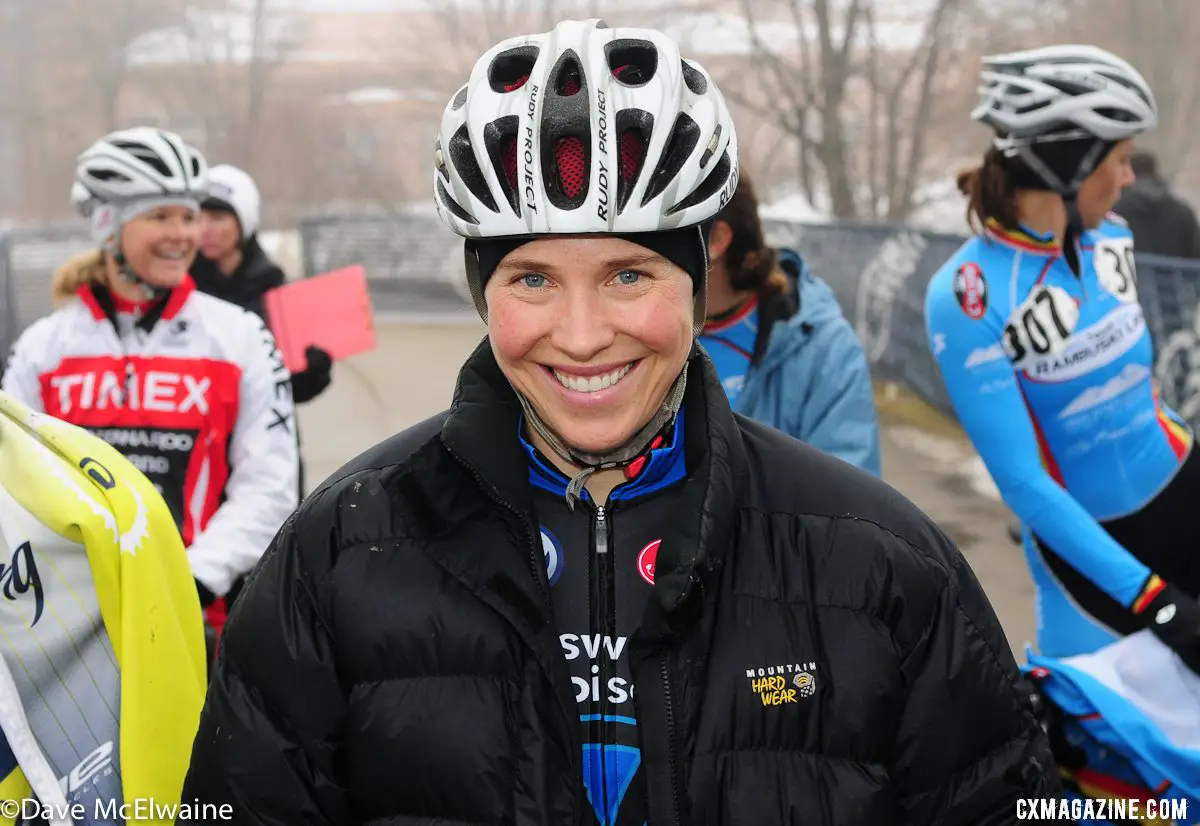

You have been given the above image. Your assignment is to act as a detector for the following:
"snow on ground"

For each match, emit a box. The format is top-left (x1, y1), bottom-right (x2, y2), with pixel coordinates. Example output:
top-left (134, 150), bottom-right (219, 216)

top-left (887, 424), bottom-right (1001, 502)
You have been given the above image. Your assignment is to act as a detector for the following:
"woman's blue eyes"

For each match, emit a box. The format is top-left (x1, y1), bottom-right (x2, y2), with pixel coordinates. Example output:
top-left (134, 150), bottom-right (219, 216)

top-left (517, 270), bottom-right (643, 288)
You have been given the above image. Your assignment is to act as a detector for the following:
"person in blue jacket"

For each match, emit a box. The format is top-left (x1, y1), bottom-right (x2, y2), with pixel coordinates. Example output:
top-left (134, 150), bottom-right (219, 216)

top-left (925, 45), bottom-right (1200, 672)
top-left (701, 174), bottom-right (881, 476)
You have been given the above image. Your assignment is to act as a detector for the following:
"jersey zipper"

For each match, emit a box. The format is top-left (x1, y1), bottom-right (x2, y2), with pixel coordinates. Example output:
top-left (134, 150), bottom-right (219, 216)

top-left (590, 503), bottom-right (616, 823)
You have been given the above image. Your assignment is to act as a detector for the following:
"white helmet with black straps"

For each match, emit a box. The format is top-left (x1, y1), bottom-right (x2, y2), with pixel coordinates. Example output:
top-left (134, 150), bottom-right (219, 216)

top-left (973, 45), bottom-right (1157, 144)
top-left (972, 45), bottom-right (1156, 196)
top-left (433, 17), bottom-right (739, 240)
top-left (74, 126), bottom-right (208, 211)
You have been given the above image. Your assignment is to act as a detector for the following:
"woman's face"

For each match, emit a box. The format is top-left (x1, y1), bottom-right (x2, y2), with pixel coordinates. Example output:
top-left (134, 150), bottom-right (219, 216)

top-left (119, 205), bottom-right (200, 288)
top-left (199, 209), bottom-right (242, 261)
top-left (486, 236), bottom-right (695, 456)
top-left (1077, 139), bottom-right (1136, 229)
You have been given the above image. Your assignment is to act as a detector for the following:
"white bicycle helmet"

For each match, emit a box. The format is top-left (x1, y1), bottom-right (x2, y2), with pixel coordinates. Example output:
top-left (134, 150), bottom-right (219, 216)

top-left (433, 18), bottom-right (738, 240)
top-left (972, 45), bottom-right (1157, 145)
top-left (74, 127), bottom-right (209, 208)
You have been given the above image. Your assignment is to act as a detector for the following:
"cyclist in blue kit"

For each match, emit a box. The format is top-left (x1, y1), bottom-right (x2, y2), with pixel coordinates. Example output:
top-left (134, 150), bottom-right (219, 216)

top-left (926, 44), bottom-right (1200, 670)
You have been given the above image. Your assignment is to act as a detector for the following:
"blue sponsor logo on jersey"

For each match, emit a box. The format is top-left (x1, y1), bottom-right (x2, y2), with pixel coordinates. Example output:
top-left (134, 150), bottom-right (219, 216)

top-left (541, 527), bottom-right (564, 587)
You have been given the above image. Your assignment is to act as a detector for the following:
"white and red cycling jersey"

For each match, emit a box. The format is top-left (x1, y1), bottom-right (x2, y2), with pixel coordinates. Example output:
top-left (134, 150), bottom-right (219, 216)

top-left (1, 274), bottom-right (299, 608)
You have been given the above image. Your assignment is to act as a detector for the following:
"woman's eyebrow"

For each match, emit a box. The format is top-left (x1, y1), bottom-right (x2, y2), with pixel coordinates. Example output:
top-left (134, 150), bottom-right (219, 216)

top-left (494, 251), bottom-right (666, 275)
top-left (495, 256), bottom-right (557, 275)
top-left (602, 252), bottom-right (667, 269)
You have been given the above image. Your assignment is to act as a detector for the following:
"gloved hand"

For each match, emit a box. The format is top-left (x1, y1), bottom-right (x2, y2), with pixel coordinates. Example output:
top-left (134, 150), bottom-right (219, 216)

top-left (291, 344), bottom-right (333, 404)
top-left (195, 578), bottom-right (217, 609)
top-left (1135, 577), bottom-right (1200, 675)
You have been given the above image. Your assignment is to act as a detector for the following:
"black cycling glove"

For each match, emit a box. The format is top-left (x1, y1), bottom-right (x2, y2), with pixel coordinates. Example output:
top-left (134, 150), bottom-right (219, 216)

top-left (1133, 576), bottom-right (1200, 675)
top-left (290, 344), bottom-right (333, 404)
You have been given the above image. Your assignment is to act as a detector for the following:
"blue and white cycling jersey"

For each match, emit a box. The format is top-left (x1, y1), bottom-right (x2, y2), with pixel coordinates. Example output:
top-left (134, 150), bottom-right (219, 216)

top-left (925, 217), bottom-right (1193, 655)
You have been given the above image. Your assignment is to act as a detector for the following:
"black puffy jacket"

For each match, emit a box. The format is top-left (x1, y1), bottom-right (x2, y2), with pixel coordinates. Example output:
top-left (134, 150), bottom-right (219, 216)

top-left (181, 339), bottom-right (1061, 824)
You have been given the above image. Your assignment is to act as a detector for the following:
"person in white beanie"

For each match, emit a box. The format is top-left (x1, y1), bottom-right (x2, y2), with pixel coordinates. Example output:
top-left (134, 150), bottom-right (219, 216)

top-left (193, 163), bottom-right (333, 496)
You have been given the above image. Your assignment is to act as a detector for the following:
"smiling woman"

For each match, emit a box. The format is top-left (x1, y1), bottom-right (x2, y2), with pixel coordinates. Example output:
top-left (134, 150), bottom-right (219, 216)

top-left (486, 237), bottom-right (696, 500)
top-left (1, 126), bottom-right (300, 669)
top-left (183, 18), bottom-right (1062, 826)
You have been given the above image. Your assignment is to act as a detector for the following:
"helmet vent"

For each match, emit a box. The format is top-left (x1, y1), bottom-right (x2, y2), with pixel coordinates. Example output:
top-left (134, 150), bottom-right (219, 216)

top-left (614, 107), bottom-right (654, 212)
top-left (556, 56), bottom-right (584, 96)
top-left (555, 137), bottom-right (587, 198)
top-left (605, 39), bottom-right (657, 86)
top-left (540, 48), bottom-right (591, 209)
top-left (668, 149), bottom-right (732, 216)
top-left (482, 115), bottom-right (521, 213)
top-left (449, 124), bottom-right (499, 213)
top-left (488, 46), bottom-right (539, 93)
top-left (436, 178), bottom-right (477, 224)
top-left (642, 113), bottom-right (700, 206)
top-left (680, 60), bottom-right (707, 95)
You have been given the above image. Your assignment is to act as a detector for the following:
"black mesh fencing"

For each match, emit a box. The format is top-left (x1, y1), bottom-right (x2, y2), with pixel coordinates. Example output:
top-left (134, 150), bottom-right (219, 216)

top-left (5, 216), bottom-right (1200, 434)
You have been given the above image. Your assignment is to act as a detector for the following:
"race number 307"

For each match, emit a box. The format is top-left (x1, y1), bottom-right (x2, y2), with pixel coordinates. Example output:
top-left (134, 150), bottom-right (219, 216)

top-left (1003, 285), bottom-right (1078, 364)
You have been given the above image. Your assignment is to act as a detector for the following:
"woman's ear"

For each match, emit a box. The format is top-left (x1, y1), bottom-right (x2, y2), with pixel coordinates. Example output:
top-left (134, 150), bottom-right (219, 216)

top-left (708, 220), bottom-right (734, 262)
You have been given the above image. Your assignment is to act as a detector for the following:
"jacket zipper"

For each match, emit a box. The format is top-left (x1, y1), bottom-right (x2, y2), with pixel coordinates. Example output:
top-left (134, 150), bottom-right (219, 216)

top-left (658, 573), bottom-right (703, 826)
top-left (591, 504), bottom-right (616, 821)
top-left (660, 652), bottom-right (682, 826)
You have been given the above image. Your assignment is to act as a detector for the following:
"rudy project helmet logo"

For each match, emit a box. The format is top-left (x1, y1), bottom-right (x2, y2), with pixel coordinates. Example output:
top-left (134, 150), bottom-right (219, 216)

top-left (541, 527), bottom-right (564, 587)
top-left (637, 539), bottom-right (660, 586)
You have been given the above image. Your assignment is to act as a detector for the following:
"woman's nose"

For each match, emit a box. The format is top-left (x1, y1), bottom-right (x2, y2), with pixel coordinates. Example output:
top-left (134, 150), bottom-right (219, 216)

top-left (553, 290), bottom-right (616, 361)
top-left (166, 217), bottom-right (196, 239)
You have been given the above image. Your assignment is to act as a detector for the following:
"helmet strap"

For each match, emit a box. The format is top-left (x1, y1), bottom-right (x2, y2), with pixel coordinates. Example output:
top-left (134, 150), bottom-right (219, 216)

top-left (1006, 138), bottom-right (1110, 276)
top-left (519, 362), bottom-right (688, 509)
top-left (106, 225), bottom-right (171, 305)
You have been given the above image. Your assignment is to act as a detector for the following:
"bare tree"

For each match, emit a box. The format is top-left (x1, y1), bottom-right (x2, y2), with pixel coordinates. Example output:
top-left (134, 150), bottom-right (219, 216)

top-left (861, 0), bottom-right (962, 221)
top-left (148, 0), bottom-right (307, 164)
top-left (723, 0), bottom-right (974, 222)
top-left (51, 0), bottom-right (199, 132)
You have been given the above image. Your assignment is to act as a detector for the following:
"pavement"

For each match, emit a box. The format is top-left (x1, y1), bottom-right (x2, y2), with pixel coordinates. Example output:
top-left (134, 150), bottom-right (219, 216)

top-left (297, 320), bottom-right (1037, 658)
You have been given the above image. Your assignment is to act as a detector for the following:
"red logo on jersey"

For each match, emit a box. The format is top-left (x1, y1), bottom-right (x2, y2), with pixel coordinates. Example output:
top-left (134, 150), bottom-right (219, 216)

top-left (49, 369), bottom-right (211, 415)
top-left (953, 262), bottom-right (988, 320)
top-left (637, 539), bottom-right (660, 586)
top-left (39, 355), bottom-right (239, 429)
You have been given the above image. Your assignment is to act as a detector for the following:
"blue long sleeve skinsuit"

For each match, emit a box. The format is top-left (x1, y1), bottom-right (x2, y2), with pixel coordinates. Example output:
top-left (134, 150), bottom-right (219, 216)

top-left (924, 217), bottom-right (1193, 657)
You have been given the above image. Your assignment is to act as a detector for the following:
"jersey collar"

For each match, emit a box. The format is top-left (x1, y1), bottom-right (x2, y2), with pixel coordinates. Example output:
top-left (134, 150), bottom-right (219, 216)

top-left (79, 274), bottom-right (195, 326)
top-left (520, 405), bottom-right (688, 504)
top-left (985, 219), bottom-right (1062, 256)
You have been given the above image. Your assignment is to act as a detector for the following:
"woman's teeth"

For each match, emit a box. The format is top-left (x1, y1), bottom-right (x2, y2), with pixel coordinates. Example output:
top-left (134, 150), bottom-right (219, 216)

top-left (154, 250), bottom-right (187, 260)
top-left (552, 363), bottom-right (634, 393)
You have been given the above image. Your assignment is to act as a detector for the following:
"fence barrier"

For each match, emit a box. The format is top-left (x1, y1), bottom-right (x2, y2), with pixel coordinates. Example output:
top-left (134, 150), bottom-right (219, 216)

top-left (4, 216), bottom-right (1200, 435)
